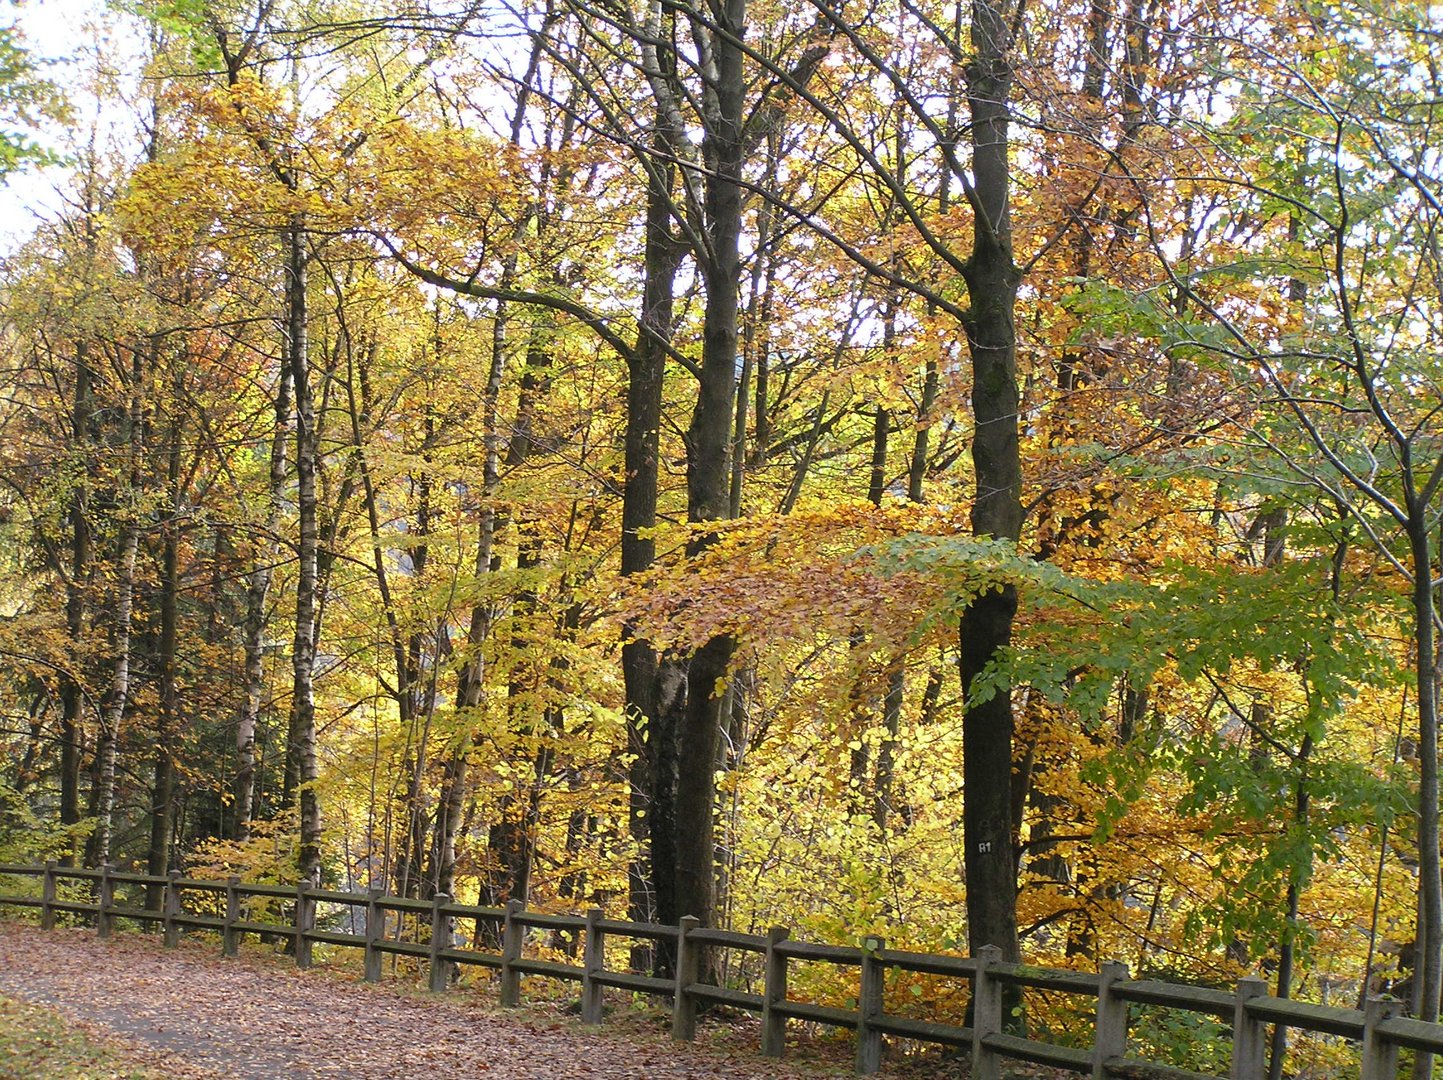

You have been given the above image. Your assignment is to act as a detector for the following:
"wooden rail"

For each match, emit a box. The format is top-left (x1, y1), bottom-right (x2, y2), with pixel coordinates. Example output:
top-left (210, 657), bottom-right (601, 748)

top-left (0, 861), bottom-right (1434, 1078)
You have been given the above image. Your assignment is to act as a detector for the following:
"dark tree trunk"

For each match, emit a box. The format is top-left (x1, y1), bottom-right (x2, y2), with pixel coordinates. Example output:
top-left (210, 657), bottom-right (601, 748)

top-left (283, 214), bottom-right (322, 886)
top-left (623, 130), bottom-right (682, 942)
top-left (649, 658), bottom-right (686, 951)
top-left (60, 341), bottom-right (93, 863)
top-left (667, 0), bottom-right (747, 947)
top-left (849, 404), bottom-right (892, 802)
top-left (1408, 513), bottom-right (1441, 1046)
top-left (959, 0), bottom-right (1024, 965)
top-left (147, 416), bottom-right (183, 912)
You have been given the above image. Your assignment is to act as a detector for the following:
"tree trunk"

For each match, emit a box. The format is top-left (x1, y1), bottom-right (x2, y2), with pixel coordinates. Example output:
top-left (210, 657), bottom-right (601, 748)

top-left (668, 0), bottom-right (747, 944)
top-left (849, 405), bottom-right (892, 803)
top-left (730, 128), bottom-right (777, 519)
top-left (624, 128), bottom-right (682, 941)
top-left (60, 340), bottom-right (93, 864)
top-left (147, 415), bottom-right (183, 911)
top-left (283, 214), bottom-right (323, 886)
top-left (1409, 512), bottom-right (1440, 1076)
top-left (92, 343), bottom-right (145, 869)
top-left (235, 358), bottom-right (292, 840)
top-left (959, 0), bottom-right (1024, 965)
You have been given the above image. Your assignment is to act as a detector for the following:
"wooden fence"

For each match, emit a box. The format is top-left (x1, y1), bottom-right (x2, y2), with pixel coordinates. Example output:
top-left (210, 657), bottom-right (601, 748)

top-left (1, 861), bottom-right (1438, 1079)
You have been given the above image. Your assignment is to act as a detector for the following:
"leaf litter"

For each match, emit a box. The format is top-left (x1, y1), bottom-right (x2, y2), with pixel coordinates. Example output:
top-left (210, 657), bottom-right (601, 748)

top-left (0, 923), bottom-right (868, 1078)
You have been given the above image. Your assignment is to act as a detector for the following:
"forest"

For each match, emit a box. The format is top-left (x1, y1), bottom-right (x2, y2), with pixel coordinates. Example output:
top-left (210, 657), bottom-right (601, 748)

top-left (0, 0), bottom-right (1438, 1069)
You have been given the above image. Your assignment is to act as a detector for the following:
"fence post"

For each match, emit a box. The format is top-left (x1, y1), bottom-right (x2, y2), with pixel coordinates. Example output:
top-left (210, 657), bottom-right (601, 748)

top-left (97, 863), bottom-right (114, 938)
top-left (428, 892), bottom-right (451, 992)
top-left (582, 909), bottom-right (606, 1024)
top-left (222, 877), bottom-right (240, 957)
top-left (40, 861), bottom-right (56, 931)
top-left (364, 889), bottom-right (383, 983)
top-left (1360, 996), bottom-right (1401, 1080)
top-left (163, 870), bottom-right (182, 948)
top-left (760, 926), bottom-right (790, 1058)
top-left (500, 899), bottom-right (525, 1007)
top-left (294, 881), bottom-right (315, 970)
top-left (671, 915), bottom-right (701, 1042)
top-left (970, 945), bottom-right (1004, 1080)
top-left (1092, 961), bottom-right (1129, 1079)
top-left (1229, 975), bottom-right (1267, 1080)
top-left (856, 934), bottom-right (886, 1075)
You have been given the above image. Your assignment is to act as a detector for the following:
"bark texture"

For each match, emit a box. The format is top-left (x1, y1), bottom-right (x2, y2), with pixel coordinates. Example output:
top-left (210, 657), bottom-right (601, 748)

top-left (959, 0), bottom-right (1024, 965)
top-left (284, 216), bottom-right (323, 886)
top-left (234, 360), bottom-right (292, 840)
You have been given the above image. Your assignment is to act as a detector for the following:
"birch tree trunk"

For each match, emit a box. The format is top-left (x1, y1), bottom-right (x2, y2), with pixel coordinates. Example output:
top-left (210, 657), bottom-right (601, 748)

top-left (92, 344), bottom-right (145, 869)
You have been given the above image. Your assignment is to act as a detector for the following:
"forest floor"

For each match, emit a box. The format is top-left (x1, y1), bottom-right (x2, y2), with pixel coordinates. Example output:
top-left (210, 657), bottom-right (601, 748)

top-left (0, 920), bottom-right (1055, 1079)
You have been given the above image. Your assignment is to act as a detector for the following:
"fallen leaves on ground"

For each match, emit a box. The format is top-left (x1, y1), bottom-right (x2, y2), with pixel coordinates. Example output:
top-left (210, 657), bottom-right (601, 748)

top-left (0, 990), bottom-right (178, 1080)
top-left (0, 922), bottom-right (879, 1079)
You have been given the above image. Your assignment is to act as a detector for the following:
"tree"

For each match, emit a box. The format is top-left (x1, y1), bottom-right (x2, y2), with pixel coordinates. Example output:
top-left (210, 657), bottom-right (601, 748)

top-left (952, 0), bottom-right (1024, 964)
top-left (1114, 0), bottom-right (1442, 1057)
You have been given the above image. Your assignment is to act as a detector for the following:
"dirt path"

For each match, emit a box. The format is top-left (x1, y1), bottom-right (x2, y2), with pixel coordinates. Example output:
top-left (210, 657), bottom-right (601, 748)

top-left (0, 922), bottom-right (860, 1079)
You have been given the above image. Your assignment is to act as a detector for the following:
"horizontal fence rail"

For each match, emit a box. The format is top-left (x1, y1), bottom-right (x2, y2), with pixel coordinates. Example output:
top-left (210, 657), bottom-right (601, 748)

top-left (1, 861), bottom-right (1437, 1078)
